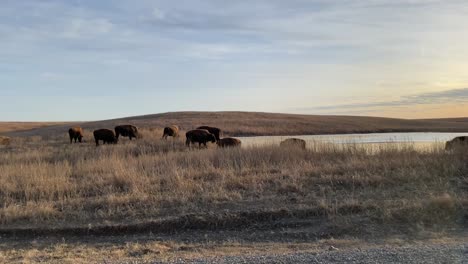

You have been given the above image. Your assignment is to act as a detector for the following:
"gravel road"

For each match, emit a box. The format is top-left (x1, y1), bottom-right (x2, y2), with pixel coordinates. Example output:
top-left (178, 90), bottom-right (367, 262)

top-left (161, 243), bottom-right (467, 264)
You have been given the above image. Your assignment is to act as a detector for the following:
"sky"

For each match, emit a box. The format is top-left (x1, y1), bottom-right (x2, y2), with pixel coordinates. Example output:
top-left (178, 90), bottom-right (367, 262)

top-left (1, 0), bottom-right (468, 121)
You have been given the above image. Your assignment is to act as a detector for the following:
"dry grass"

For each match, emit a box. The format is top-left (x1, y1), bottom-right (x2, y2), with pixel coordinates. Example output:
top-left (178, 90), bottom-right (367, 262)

top-left (0, 128), bottom-right (466, 235)
top-left (0, 122), bottom-right (69, 134)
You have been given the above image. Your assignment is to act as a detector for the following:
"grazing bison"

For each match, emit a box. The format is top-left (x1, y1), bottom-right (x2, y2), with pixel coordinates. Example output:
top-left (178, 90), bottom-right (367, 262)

top-left (162, 125), bottom-right (180, 139)
top-left (186, 129), bottom-right (216, 148)
top-left (68, 127), bottom-right (84, 143)
top-left (115, 125), bottom-right (140, 140)
top-left (0, 136), bottom-right (11, 146)
top-left (445, 136), bottom-right (468, 151)
top-left (196, 126), bottom-right (221, 142)
top-left (93, 129), bottom-right (118, 146)
top-left (280, 138), bottom-right (306, 150)
top-left (217, 137), bottom-right (241, 148)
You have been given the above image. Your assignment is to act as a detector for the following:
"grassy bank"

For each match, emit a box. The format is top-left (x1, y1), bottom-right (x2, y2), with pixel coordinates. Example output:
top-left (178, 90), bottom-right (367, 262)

top-left (0, 130), bottom-right (466, 236)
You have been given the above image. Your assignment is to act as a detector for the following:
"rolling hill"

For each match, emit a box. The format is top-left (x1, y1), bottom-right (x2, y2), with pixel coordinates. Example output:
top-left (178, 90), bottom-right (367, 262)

top-left (2, 111), bottom-right (468, 137)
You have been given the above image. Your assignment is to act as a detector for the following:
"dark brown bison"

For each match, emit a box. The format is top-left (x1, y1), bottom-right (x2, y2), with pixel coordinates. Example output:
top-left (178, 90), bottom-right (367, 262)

top-left (115, 125), bottom-right (140, 140)
top-left (68, 127), bottom-right (84, 143)
top-left (94, 129), bottom-right (118, 146)
top-left (162, 125), bottom-right (180, 139)
top-left (280, 138), bottom-right (306, 149)
top-left (196, 126), bottom-right (221, 142)
top-left (445, 136), bottom-right (468, 151)
top-left (186, 129), bottom-right (216, 148)
top-left (217, 137), bottom-right (241, 148)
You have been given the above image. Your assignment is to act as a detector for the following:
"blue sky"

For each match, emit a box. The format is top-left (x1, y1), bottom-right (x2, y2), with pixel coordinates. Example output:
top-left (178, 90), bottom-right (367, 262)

top-left (1, 0), bottom-right (468, 121)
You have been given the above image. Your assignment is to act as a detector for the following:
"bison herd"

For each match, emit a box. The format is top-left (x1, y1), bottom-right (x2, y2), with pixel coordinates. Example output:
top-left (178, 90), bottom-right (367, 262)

top-left (67, 124), bottom-right (311, 149)
top-left (68, 124), bottom-right (249, 148)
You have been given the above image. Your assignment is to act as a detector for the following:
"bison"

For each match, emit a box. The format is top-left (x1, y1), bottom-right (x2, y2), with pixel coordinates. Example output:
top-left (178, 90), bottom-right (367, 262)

top-left (162, 125), bottom-right (180, 139)
top-left (186, 129), bottom-right (216, 148)
top-left (94, 129), bottom-right (118, 146)
top-left (68, 127), bottom-right (84, 144)
top-left (196, 126), bottom-right (221, 142)
top-left (0, 136), bottom-right (11, 146)
top-left (217, 137), bottom-right (241, 148)
top-left (445, 136), bottom-right (468, 151)
top-left (115, 125), bottom-right (140, 140)
top-left (280, 138), bottom-right (306, 150)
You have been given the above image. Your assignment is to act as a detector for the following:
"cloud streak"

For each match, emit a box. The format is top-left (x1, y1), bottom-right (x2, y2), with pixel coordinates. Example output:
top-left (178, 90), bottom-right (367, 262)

top-left (295, 88), bottom-right (468, 112)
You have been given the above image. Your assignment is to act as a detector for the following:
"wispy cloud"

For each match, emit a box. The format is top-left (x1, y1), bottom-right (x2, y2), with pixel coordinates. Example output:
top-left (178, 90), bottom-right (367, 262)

top-left (62, 18), bottom-right (113, 39)
top-left (295, 88), bottom-right (468, 113)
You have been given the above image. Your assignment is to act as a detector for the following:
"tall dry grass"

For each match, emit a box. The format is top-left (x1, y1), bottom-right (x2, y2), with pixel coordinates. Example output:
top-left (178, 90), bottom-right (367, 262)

top-left (0, 129), bottom-right (466, 233)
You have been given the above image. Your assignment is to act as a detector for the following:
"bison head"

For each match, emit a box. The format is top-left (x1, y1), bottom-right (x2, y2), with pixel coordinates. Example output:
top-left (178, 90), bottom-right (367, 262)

top-left (209, 134), bottom-right (216, 143)
top-left (445, 141), bottom-right (452, 151)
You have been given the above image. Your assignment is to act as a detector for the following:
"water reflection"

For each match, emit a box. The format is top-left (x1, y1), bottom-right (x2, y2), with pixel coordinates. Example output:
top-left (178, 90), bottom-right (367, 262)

top-left (238, 132), bottom-right (468, 152)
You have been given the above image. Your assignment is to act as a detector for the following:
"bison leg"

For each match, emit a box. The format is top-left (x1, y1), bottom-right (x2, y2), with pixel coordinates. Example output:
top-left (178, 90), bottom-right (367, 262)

top-left (95, 139), bottom-right (99, 146)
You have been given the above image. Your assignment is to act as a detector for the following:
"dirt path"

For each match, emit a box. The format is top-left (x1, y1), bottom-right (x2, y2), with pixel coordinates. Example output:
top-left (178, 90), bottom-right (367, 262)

top-left (163, 242), bottom-right (467, 264)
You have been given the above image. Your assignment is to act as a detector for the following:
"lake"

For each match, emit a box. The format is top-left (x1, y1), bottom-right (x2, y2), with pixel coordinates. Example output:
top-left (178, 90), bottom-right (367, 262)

top-left (237, 132), bottom-right (468, 151)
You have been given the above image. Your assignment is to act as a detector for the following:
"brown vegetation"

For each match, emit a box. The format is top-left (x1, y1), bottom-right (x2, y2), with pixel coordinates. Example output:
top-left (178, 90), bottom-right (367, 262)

top-left (0, 129), bottom-right (466, 236)
top-left (0, 122), bottom-right (69, 134)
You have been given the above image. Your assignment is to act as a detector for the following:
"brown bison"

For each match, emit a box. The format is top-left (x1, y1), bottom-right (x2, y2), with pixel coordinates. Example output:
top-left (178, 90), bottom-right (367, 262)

top-left (280, 138), bottom-right (306, 149)
top-left (196, 126), bottom-right (221, 142)
top-left (94, 129), bottom-right (118, 146)
top-left (186, 129), bottom-right (216, 148)
top-left (445, 136), bottom-right (468, 151)
top-left (217, 137), bottom-right (241, 148)
top-left (68, 127), bottom-right (84, 143)
top-left (162, 125), bottom-right (180, 139)
top-left (0, 136), bottom-right (11, 146)
top-left (115, 125), bottom-right (140, 140)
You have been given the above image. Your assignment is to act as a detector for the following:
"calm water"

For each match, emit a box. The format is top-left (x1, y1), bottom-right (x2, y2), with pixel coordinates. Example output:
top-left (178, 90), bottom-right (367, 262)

top-left (237, 132), bottom-right (468, 151)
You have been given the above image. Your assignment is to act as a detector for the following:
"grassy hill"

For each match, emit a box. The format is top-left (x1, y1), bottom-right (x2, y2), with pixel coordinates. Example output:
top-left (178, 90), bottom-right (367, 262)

top-left (0, 122), bottom-right (69, 134)
top-left (2, 111), bottom-right (468, 137)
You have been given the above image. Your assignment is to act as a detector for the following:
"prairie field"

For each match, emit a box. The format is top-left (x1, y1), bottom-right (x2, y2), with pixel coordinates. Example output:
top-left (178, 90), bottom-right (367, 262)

top-left (0, 127), bottom-right (467, 262)
top-left (0, 128), bottom-right (466, 231)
